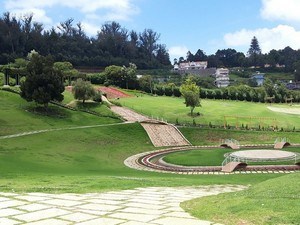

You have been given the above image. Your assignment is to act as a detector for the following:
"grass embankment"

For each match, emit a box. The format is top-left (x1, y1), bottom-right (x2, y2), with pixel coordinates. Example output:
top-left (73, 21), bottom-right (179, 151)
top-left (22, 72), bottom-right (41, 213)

top-left (1, 122), bottom-right (287, 193)
top-left (182, 172), bottom-right (300, 225)
top-left (180, 127), bottom-right (300, 145)
top-left (118, 95), bottom-right (300, 130)
top-left (0, 89), bottom-right (298, 194)
top-left (164, 147), bottom-right (300, 166)
top-left (0, 90), bottom-right (120, 136)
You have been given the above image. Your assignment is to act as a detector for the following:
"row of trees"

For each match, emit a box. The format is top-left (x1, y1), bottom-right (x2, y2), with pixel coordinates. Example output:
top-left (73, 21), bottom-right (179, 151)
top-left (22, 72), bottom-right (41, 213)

top-left (176, 37), bottom-right (300, 74)
top-left (136, 76), bottom-right (300, 104)
top-left (0, 12), bottom-right (171, 69)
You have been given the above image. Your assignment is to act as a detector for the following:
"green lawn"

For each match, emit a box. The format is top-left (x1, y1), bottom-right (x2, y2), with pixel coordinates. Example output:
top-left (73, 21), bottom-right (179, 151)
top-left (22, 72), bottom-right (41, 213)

top-left (182, 172), bottom-right (300, 225)
top-left (163, 148), bottom-right (300, 166)
top-left (118, 95), bottom-right (300, 130)
top-left (0, 90), bottom-right (290, 192)
top-left (0, 89), bottom-right (299, 224)
top-left (1, 122), bottom-right (285, 193)
top-left (0, 90), bottom-right (120, 136)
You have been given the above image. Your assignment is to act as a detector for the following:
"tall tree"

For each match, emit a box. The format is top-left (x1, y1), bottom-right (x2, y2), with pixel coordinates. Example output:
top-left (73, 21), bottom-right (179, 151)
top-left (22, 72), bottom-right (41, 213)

top-left (194, 49), bottom-right (207, 61)
top-left (20, 54), bottom-right (64, 108)
top-left (247, 36), bottom-right (261, 67)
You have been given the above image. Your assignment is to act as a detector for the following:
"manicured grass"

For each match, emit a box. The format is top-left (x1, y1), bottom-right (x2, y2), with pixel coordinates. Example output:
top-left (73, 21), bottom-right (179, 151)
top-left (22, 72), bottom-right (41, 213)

top-left (163, 148), bottom-right (300, 166)
top-left (182, 172), bottom-right (300, 225)
top-left (0, 90), bottom-right (120, 136)
top-left (0, 123), bottom-right (286, 193)
top-left (118, 95), bottom-right (300, 129)
top-left (62, 90), bottom-right (74, 104)
top-left (0, 90), bottom-right (297, 196)
top-left (180, 127), bottom-right (300, 145)
top-left (164, 149), bottom-right (232, 166)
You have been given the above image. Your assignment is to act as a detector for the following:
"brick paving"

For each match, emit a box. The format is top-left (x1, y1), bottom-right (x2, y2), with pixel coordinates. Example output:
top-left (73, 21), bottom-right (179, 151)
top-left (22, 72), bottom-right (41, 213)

top-left (0, 185), bottom-right (246, 225)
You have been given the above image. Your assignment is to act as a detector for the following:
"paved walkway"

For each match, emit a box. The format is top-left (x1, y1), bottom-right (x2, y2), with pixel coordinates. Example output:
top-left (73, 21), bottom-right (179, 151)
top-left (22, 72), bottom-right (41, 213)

top-left (0, 122), bottom-right (133, 140)
top-left (0, 185), bottom-right (246, 225)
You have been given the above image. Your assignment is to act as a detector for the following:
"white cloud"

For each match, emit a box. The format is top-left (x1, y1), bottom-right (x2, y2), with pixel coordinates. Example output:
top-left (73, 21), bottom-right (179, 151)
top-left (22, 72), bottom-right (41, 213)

top-left (224, 25), bottom-right (300, 53)
top-left (81, 22), bottom-right (100, 36)
top-left (261, 0), bottom-right (300, 22)
top-left (8, 8), bottom-right (53, 25)
top-left (4, 0), bottom-right (139, 30)
top-left (168, 46), bottom-right (189, 59)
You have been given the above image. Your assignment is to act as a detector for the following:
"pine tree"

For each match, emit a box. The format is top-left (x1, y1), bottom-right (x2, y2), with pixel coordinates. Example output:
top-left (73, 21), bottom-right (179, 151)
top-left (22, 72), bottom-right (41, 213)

top-left (247, 36), bottom-right (261, 67)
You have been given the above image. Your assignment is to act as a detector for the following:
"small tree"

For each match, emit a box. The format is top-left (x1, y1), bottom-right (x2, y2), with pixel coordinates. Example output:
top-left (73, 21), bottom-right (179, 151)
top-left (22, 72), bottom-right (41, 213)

top-left (72, 78), bottom-right (95, 104)
top-left (180, 78), bottom-right (201, 116)
top-left (121, 63), bottom-right (137, 89)
top-left (20, 54), bottom-right (64, 108)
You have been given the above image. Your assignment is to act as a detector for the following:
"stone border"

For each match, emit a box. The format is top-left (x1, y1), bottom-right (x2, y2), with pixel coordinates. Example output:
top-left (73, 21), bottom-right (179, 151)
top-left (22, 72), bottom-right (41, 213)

top-left (124, 145), bottom-right (300, 174)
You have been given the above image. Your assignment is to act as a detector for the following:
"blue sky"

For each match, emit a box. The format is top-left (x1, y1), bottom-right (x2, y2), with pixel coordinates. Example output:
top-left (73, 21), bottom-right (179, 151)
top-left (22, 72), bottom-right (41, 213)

top-left (1, 0), bottom-right (300, 61)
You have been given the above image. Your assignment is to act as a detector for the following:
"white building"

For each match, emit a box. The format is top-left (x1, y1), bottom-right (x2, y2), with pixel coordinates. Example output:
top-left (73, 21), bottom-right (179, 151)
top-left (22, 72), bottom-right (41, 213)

top-left (215, 68), bottom-right (230, 88)
top-left (174, 61), bottom-right (208, 71)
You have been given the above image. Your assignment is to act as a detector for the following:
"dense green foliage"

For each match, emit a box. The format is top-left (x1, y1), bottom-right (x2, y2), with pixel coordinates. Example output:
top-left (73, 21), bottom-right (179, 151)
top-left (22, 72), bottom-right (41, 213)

top-left (180, 78), bottom-right (201, 115)
top-left (182, 173), bottom-right (300, 225)
top-left (72, 78), bottom-right (95, 103)
top-left (177, 45), bottom-right (300, 72)
top-left (20, 54), bottom-right (64, 107)
top-left (0, 13), bottom-right (170, 69)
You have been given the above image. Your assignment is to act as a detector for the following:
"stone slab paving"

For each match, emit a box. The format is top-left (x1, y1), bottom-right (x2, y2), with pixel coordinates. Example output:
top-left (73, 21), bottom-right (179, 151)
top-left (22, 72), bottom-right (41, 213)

top-left (0, 185), bottom-right (246, 225)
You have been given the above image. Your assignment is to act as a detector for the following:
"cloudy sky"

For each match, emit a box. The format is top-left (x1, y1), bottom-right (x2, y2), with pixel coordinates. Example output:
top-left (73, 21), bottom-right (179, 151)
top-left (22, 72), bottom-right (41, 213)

top-left (1, 0), bottom-right (300, 60)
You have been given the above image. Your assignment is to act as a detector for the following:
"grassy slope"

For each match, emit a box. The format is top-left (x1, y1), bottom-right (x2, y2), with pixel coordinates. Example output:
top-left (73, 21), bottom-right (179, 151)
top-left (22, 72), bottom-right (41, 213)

top-left (180, 127), bottom-right (300, 145)
top-left (0, 90), bottom-right (120, 135)
top-left (118, 95), bottom-right (300, 129)
top-left (182, 173), bottom-right (300, 225)
top-left (0, 122), bottom-right (284, 193)
top-left (0, 90), bottom-right (297, 194)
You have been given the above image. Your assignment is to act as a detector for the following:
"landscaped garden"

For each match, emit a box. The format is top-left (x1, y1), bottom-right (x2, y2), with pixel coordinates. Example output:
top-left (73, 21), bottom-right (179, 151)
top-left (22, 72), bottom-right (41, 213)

top-left (0, 88), bottom-right (299, 224)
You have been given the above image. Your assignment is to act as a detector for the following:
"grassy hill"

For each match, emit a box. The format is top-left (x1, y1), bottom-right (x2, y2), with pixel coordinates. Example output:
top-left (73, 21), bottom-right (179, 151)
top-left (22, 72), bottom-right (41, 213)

top-left (0, 90), bottom-right (119, 136)
top-left (182, 172), bottom-right (300, 225)
top-left (0, 89), bottom-right (292, 193)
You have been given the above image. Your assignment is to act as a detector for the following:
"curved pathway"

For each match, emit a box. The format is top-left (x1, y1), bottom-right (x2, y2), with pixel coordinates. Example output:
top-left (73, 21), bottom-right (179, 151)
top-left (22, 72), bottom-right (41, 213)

top-left (0, 185), bottom-right (246, 225)
top-left (0, 122), bottom-right (133, 140)
top-left (124, 146), bottom-right (300, 174)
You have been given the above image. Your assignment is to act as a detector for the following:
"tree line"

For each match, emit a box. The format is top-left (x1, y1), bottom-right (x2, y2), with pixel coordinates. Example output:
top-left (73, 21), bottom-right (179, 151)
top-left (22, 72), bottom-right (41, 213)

top-left (176, 37), bottom-right (300, 73)
top-left (0, 12), bottom-right (171, 69)
top-left (136, 75), bottom-right (300, 104)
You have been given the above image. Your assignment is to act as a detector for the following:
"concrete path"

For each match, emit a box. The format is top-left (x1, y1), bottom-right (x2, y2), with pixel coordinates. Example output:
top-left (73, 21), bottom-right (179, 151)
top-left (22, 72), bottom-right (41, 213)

top-left (0, 185), bottom-right (246, 225)
top-left (0, 122), bottom-right (133, 140)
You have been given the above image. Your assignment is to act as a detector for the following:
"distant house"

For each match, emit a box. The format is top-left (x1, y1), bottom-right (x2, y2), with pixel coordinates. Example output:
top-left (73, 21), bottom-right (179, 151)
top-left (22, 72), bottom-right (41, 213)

top-left (251, 72), bottom-right (265, 86)
top-left (215, 68), bottom-right (230, 88)
top-left (174, 61), bottom-right (208, 71)
top-left (173, 61), bottom-right (215, 76)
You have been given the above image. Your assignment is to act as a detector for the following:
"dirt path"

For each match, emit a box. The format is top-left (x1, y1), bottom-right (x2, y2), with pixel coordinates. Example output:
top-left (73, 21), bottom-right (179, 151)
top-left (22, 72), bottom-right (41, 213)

top-left (110, 106), bottom-right (149, 122)
top-left (267, 106), bottom-right (300, 115)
